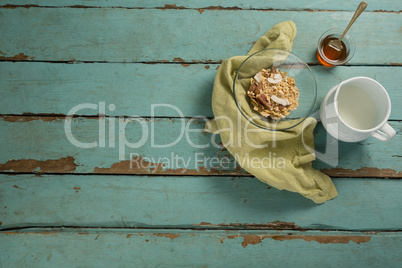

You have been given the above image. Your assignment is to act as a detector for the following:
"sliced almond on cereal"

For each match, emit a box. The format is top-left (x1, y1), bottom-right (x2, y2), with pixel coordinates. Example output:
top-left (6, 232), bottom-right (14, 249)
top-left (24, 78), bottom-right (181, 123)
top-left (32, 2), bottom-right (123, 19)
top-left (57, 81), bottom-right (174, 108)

top-left (267, 73), bottom-right (282, 84)
top-left (253, 71), bottom-right (262, 83)
top-left (271, 95), bottom-right (290, 106)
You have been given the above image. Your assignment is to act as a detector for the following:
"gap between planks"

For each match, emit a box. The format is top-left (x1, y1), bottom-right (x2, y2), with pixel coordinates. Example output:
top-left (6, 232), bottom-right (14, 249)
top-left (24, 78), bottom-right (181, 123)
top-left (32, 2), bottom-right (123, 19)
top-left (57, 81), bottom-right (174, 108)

top-left (0, 4), bottom-right (400, 13)
top-left (0, 115), bottom-right (401, 121)
top-left (0, 58), bottom-right (402, 66)
top-left (1, 172), bottom-right (401, 179)
top-left (1, 225), bottom-right (401, 233)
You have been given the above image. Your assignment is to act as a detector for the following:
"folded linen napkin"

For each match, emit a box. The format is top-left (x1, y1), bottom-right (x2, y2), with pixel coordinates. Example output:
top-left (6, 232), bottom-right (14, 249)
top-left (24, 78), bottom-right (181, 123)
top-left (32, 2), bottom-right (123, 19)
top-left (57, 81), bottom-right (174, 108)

top-left (205, 21), bottom-right (337, 203)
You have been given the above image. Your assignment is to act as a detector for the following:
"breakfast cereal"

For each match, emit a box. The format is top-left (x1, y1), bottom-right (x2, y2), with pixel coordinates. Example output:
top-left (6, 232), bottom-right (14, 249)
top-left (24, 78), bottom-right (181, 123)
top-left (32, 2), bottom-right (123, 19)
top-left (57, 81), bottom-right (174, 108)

top-left (247, 66), bottom-right (299, 120)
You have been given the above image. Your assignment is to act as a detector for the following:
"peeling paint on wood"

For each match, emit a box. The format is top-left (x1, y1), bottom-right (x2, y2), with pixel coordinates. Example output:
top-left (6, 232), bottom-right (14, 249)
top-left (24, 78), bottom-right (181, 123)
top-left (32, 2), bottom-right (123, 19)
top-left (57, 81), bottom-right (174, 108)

top-left (68, 5), bottom-right (98, 9)
top-left (0, 53), bottom-right (35, 61)
top-left (225, 235), bottom-right (264, 247)
top-left (157, 4), bottom-right (185, 11)
top-left (1, 9), bottom-right (400, 64)
top-left (2, 231), bottom-right (58, 236)
top-left (220, 234), bottom-right (371, 247)
top-left (158, 4), bottom-right (242, 12)
top-left (305, 9), bottom-right (338, 12)
top-left (0, 228), bottom-right (399, 267)
top-left (0, 157), bottom-right (77, 173)
top-left (373, 9), bottom-right (401, 13)
top-left (0, 4), bottom-right (40, 9)
top-left (194, 220), bottom-right (301, 230)
top-left (93, 156), bottom-right (163, 174)
top-left (173, 57), bottom-right (185, 62)
top-left (196, 222), bottom-right (219, 227)
top-left (1, 115), bottom-right (63, 122)
top-left (94, 158), bottom-right (401, 177)
top-left (245, 221), bottom-right (301, 230)
top-left (92, 155), bottom-right (226, 175)
top-left (0, 117), bottom-right (399, 176)
top-left (153, 233), bottom-right (180, 239)
top-left (271, 235), bottom-right (371, 244)
top-left (1, 175), bottom-right (401, 231)
top-left (196, 6), bottom-right (242, 14)
top-left (322, 167), bottom-right (402, 178)
top-left (0, 1), bottom-right (400, 12)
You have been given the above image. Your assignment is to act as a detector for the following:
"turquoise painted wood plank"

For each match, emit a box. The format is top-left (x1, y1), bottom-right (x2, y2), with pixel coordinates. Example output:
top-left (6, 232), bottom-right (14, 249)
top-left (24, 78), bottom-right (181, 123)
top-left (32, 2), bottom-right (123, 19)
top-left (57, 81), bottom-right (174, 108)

top-left (2, 229), bottom-right (399, 267)
top-left (0, 0), bottom-right (400, 11)
top-left (1, 63), bottom-right (401, 119)
top-left (1, 175), bottom-right (402, 230)
top-left (0, 8), bottom-right (401, 64)
top-left (0, 62), bottom-right (216, 118)
top-left (0, 117), bottom-right (400, 176)
top-left (1, 229), bottom-right (401, 267)
top-left (312, 122), bottom-right (402, 175)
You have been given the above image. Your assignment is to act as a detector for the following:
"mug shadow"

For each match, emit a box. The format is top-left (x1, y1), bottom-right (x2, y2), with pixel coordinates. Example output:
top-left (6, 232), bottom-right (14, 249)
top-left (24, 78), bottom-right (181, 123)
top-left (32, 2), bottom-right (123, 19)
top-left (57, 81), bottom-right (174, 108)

top-left (313, 122), bottom-right (369, 171)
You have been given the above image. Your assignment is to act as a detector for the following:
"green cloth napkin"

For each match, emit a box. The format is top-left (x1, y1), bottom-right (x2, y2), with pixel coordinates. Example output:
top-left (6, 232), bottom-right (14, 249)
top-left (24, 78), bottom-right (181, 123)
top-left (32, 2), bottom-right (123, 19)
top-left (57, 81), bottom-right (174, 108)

top-left (205, 21), bottom-right (338, 204)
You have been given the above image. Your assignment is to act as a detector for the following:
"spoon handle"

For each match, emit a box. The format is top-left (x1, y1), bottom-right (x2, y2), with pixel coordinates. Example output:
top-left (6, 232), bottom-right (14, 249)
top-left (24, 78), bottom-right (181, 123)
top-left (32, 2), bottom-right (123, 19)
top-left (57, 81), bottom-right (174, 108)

top-left (339, 1), bottom-right (368, 41)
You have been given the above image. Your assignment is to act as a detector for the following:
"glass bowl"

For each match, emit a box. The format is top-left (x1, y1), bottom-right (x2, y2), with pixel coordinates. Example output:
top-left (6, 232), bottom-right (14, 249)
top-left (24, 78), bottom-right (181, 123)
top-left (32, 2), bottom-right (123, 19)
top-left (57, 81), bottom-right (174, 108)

top-left (233, 48), bottom-right (317, 131)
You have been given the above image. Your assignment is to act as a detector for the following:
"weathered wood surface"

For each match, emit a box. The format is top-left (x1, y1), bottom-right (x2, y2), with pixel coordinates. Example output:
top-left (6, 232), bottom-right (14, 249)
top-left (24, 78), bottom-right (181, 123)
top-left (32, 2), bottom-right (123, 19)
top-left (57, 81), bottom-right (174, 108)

top-left (1, 174), bottom-right (401, 230)
top-left (0, 117), bottom-right (400, 177)
top-left (1, 1), bottom-right (401, 267)
top-left (1, 228), bottom-right (401, 267)
top-left (1, 0), bottom-right (400, 11)
top-left (0, 8), bottom-right (401, 64)
top-left (1, 63), bottom-right (401, 119)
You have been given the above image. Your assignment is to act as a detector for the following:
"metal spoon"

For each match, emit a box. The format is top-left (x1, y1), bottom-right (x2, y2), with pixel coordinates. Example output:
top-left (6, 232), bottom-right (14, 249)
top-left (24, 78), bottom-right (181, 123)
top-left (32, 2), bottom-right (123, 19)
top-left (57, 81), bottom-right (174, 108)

top-left (327, 1), bottom-right (368, 53)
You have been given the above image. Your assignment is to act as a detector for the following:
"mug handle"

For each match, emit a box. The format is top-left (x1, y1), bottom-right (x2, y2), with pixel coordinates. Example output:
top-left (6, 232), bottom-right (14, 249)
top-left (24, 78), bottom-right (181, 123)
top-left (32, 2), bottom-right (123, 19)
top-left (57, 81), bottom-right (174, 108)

top-left (372, 123), bottom-right (397, 142)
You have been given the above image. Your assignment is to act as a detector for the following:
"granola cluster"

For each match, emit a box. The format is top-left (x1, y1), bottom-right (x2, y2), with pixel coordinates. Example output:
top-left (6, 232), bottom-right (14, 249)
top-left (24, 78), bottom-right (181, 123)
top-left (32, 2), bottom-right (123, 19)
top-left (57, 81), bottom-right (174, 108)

top-left (247, 66), bottom-right (299, 120)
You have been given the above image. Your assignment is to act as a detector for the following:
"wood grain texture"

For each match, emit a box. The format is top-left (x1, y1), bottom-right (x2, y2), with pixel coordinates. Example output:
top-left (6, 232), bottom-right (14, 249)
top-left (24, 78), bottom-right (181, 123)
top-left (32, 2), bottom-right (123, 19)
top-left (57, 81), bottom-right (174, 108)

top-left (0, 0), bottom-right (400, 11)
top-left (1, 1), bottom-right (401, 266)
top-left (0, 228), bottom-right (401, 267)
top-left (1, 63), bottom-right (401, 119)
top-left (0, 8), bottom-right (401, 64)
top-left (1, 174), bottom-right (402, 230)
top-left (0, 117), bottom-right (400, 176)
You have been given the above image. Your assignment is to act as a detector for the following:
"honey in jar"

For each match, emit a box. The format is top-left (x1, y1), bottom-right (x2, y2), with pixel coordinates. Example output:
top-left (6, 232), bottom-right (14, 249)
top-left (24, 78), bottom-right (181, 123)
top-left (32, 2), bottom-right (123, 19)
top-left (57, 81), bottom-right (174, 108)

top-left (317, 35), bottom-right (349, 67)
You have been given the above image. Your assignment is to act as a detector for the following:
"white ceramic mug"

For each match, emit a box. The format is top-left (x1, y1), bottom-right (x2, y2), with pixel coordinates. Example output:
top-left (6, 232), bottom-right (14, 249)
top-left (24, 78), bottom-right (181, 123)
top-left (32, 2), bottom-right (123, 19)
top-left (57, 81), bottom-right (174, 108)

top-left (320, 76), bottom-right (396, 142)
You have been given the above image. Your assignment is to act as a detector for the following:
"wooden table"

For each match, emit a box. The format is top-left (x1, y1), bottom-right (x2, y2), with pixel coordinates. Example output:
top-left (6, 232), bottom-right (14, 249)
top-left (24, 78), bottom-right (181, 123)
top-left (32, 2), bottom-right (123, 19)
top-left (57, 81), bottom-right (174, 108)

top-left (0, 1), bottom-right (401, 266)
